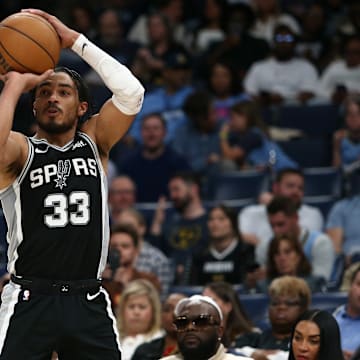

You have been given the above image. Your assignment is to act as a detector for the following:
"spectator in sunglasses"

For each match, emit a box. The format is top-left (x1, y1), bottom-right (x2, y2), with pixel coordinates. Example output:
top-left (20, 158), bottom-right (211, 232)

top-left (159, 294), bottom-right (252, 359)
top-left (243, 24), bottom-right (319, 106)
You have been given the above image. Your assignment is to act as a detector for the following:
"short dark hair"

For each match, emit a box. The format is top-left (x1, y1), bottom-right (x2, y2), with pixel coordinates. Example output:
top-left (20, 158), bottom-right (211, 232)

top-left (183, 90), bottom-right (212, 119)
top-left (169, 171), bottom-right (202, 189)
top-left (141, 112), bottom-right (167, 129)
top-left (266, 196), bottom-right (298, 216)
top-left (111, 223), bottom-right (139, 248)
top-left (275, 168), bottom-right (304, 183)
top-left (31, 66), bottom-right (94, 125)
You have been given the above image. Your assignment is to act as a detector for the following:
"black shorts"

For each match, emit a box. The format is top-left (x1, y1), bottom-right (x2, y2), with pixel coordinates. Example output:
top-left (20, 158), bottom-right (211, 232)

top-left (0, 279), bottom-right (121, 360)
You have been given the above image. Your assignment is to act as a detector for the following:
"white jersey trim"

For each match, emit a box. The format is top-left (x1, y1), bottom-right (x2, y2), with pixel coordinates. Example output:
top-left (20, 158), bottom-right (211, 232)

top-left (0, 283), bottom-right (21, 354)
top-left (77, 132), bottom-right (110, 279)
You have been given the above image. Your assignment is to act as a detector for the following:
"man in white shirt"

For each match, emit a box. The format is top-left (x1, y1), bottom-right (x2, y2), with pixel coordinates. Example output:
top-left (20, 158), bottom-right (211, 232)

top-left (266, 196), bottom-right (335, 281)
top-left (244, 24), bottom-right (318, 106)
top-left (317, 35), bottom-right (360, 104)
top-left (239, 168), bottom-right (324, 265)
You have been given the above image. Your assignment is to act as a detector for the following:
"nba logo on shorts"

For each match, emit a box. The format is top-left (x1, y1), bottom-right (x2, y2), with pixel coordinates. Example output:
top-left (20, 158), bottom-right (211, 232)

top-left (22, 290), bottom-right (31, 301)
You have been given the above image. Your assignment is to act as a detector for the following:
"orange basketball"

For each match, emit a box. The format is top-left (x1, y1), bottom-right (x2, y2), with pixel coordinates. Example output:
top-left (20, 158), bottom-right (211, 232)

top-left (0, 12), bottom-right (61, 74)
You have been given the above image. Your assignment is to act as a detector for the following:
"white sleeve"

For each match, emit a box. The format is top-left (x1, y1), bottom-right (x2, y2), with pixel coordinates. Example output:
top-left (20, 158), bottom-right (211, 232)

top-left (71, 34), bottom-right (144, 115)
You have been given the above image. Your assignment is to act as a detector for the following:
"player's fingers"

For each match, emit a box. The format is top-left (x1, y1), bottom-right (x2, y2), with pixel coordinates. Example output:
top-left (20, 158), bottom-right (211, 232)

top-left (40, 69), bottom-right (54, 80)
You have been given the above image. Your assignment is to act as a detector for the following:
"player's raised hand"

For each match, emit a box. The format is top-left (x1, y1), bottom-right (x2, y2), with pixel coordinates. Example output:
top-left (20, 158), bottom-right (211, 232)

top-left (21, 8), bottom-right (80, 48)
top-left (0, 69), bottom-right (54, 93)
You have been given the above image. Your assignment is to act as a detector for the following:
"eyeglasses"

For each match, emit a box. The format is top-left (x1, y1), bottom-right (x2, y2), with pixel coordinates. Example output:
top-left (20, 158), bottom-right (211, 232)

top-left (270, 299), bottom-right (302, 307)
top-left (274, 34), bottom-right (295, 43)
top-left (173, 314), bottom-right (220, 332)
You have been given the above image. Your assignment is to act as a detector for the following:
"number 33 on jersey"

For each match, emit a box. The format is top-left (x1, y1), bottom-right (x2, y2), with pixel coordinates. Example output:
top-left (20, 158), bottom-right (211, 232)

top-left (0, 132), bottom-right (109, 279)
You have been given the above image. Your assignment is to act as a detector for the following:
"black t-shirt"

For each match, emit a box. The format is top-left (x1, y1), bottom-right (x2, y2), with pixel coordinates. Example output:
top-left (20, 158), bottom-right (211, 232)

top-left (186, 240), bottom-right (256, 285)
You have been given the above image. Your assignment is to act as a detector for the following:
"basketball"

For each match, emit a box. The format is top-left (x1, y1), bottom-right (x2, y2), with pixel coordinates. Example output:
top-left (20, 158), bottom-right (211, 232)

top-left (0, 12), bottom-right (61, 74)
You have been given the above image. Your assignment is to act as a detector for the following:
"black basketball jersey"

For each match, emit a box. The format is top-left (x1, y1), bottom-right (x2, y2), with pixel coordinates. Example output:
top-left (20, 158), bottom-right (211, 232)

top-left (0, 132), bottom-right (109, 280)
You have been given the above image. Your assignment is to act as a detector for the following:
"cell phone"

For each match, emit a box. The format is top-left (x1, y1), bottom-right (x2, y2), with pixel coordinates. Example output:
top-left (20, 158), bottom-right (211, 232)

top-left (107, 249), bottom-right (121, 274)
top-left (336, 84), bottom-right (347, 93)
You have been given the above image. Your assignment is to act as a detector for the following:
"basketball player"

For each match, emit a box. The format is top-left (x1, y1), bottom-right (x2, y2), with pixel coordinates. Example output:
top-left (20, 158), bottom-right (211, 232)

top-left (0, 8), bottom-right (144, 360)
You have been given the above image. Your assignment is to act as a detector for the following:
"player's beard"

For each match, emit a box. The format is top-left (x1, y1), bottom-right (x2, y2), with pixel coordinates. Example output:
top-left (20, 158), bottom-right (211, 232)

top-left (37, 117), bottom-right (77, 135)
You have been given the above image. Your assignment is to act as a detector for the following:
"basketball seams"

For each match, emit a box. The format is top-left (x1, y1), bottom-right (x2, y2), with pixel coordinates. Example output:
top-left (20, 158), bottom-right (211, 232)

top-left (0, 40), bottom-right (32, 73)
top-left (0, 25), bottom-right (56, 67)
top-left (5, 13), bottom-right (59, 40)
top-left (0, 12), bottom-right (60, 74)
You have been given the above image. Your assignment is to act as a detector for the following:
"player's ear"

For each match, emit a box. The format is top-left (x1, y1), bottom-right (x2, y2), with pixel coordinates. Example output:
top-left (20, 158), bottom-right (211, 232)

top-left (78, 101), bottom-right (88, 117)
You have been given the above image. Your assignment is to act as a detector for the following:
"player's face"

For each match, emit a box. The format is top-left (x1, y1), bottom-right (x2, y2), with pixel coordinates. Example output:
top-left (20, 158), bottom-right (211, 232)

top-left (123, 294), bottom-right (153, 336)
top-left (33, 72), bottom-right (87, 135)
top-left (292, 320), bottom-right (321, 360)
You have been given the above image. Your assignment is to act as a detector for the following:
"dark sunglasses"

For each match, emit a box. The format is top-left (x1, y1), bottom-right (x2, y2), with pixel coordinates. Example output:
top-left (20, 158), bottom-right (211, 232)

top-left (173, 314), bottom-right (220, 332)
top-left (275, 34), bottom-right (295, 43)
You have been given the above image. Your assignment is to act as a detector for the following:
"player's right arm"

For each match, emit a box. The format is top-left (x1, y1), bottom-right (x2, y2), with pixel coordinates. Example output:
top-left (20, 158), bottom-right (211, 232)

top-left (0, 70), bottom-right (53, 188)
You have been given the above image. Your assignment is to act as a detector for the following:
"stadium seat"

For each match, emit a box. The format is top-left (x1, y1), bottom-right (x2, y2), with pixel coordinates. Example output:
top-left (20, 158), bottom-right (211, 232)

top-left (275, 104), bottom-right (340, 136)
top-left (303, 167), bottom-right (342, 197)
top-left (327, 253), bottom-right (346, 291)
top-left (311, 292), bottom-right (347, 313)
top-left (239, 293), bottom-right (270, 330)
top-left (303, 195), bottom-right (336, 219)
top-left (206, 169), bottom-right (270, 202)
top-left (277, 137), bottom-right (332, 168)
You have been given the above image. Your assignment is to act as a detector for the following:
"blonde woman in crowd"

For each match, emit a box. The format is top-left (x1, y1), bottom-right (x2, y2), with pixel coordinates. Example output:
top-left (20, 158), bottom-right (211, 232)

top-left (116, 279), bottom-right (164, 360)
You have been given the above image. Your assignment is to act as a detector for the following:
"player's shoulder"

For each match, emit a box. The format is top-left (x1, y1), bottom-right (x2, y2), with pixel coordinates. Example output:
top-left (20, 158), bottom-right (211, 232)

top-left (79, 114), bottom-right (98, 141)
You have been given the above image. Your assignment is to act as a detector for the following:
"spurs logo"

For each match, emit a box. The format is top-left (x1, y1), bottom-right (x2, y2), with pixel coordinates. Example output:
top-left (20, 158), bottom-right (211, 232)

top-left (54, 159), bottom-right (71, 189)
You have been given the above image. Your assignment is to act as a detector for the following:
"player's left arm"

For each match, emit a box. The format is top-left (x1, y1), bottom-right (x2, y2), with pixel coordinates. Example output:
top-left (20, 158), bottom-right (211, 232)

top-left (21, 8), bottom-right (145, 155)
top-left (70, 35), bottom-right (144, 154)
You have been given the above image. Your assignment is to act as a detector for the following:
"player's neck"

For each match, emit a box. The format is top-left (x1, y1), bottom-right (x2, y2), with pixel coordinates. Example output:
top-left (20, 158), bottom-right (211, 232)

top-left (34, 129), bottom-right (76, 147)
